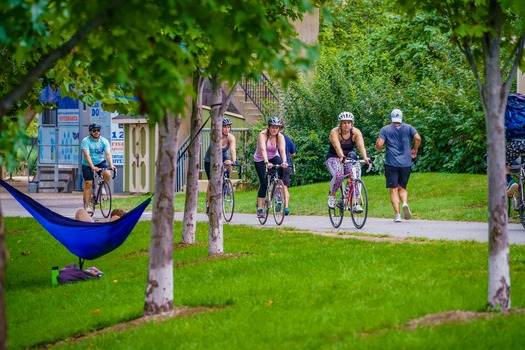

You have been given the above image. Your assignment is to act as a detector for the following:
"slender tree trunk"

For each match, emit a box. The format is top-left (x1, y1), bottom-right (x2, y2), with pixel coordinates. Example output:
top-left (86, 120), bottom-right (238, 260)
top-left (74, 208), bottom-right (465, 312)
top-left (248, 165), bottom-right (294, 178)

top-left (0, 200), bottom-right (7, 350)
top-left (23, 108), bottom-right (37, 128)
top-left (182, 74), bottom-right (204, 244)
top-left (144, 112), bottom-right (181, 315)
top-left (483, 1), bottom-right (510, 310)
top-left (208, 76), bottom-right (224, 255)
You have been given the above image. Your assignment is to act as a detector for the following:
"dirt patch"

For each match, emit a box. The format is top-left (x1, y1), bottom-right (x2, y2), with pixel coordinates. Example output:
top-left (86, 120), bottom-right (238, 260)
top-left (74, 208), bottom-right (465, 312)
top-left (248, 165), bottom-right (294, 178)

top-left (43, 306), bottom-right (222, 348)
top-left (359, 308), bottom-right (525, 337)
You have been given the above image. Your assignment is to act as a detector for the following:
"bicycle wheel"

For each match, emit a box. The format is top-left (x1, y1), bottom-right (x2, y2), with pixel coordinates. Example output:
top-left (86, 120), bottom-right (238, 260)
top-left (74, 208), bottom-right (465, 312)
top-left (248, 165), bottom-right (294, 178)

top-left (518, 181), bottom-right (525, 229)
top-left (258, 187), bottom-right (270, 225)
top-left (272, 179), bottom-right (285, 225)
top-left (98, 181), bottom-right (112, 218)
top-left (223, 179), bottom-right (235, 222)
top-left (328, 185), bottom-right (345, 228)
top-left (88, 184), bottom-right (97, 217)
top-left (350, 179), bottom-right (368, 229)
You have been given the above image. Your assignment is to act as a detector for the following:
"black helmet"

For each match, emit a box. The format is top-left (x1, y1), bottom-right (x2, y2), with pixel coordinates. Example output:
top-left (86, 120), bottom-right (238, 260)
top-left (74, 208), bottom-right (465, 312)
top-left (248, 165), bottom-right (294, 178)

top-left (223, 117), bottom-right (232, 126)
top-left (268, 117), bottom-right (282, 126)
top-left (89, 123), bottom-right (101, 131)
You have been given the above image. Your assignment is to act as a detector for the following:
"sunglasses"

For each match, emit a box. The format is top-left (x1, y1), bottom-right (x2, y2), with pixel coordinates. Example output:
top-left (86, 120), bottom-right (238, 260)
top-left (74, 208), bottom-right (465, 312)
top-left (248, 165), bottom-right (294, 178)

top-left (91, 129), bottom-right (101, 132)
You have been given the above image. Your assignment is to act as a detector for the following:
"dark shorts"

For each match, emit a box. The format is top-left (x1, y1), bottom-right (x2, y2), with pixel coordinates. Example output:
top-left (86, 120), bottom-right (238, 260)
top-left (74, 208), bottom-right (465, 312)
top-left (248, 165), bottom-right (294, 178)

top-left (82, 161), bottom-right (109, 181)
top-left (384, 165), bottom-right (411, 189)
top-left (204, 157), bottom-right (231, 179)
top-left (204, 161), bottom-right (211, 180)
top-left (282, 167), bottom-right (291, 186)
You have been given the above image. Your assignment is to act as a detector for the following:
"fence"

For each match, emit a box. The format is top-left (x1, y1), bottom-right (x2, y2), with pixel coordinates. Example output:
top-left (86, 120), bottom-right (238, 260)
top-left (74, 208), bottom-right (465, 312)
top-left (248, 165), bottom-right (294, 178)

top-left (175, 128), bottom-right (251, 192)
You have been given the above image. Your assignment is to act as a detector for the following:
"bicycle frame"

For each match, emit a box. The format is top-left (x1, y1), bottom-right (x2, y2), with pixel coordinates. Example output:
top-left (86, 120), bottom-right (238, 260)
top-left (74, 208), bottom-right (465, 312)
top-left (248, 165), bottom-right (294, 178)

top-left (328, 156), bottom-right (371, 229)
top-left (89, 168), bottom-right (116, 218)
top-left (509, 161), bottom-right (525, 229)
top-left (258, 164), bottom-right (285, 226)
top-left (222, 163), bottom-right (241, 222)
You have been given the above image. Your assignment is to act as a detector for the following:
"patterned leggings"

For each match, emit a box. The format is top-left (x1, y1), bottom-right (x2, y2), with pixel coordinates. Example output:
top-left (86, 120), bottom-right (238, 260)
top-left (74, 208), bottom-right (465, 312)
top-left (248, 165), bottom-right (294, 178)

top-left (506, 140), bottom-right (525, 167)
top-left (326, 157), bottom-right (353, 193)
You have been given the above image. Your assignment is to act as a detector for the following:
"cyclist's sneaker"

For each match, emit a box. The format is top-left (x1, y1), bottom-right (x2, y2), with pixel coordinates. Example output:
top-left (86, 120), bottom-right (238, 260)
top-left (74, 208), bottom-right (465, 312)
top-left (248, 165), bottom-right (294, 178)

top-left (257, 208), bottom-right (264, 218)
top-left (353, 204), bottom-right (363, 213)
top-left (327, 196), bottom-right (336, 208)
top-left (284, 207), bottom-right (290, 216)
top-left (101, 187), bottom-right (106, 195)
top-left (394, 214), bottom-right (402, 223)
top-left (507, 179), bottom-right (518, 197)
top-left (85, 206), bottom-right (93, 214)
top-left (402, 203), bottom-right (412, 220)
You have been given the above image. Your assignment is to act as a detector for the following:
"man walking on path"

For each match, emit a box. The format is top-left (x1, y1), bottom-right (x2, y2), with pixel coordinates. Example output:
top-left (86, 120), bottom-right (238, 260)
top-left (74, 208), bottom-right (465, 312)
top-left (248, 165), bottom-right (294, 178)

top-left (375, 109), bottom-right (421, 223)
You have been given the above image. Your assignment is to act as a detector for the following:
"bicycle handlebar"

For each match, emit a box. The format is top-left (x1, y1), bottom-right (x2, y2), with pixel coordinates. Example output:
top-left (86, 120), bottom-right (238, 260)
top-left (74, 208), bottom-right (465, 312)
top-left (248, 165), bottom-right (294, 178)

top-left (95, 167), bottom-right (117, 179)
top-left (224, 163), bottom-right (241, 168)
top-left (265, 163), bottom-right (285, 170)
top-left (342, 156), bottom-right (375, 173)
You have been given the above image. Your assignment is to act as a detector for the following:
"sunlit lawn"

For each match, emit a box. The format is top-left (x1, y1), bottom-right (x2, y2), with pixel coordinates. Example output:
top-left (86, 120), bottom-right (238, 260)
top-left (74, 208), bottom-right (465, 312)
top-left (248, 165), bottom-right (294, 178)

top-left (113, 172), bottom-right (489, 222)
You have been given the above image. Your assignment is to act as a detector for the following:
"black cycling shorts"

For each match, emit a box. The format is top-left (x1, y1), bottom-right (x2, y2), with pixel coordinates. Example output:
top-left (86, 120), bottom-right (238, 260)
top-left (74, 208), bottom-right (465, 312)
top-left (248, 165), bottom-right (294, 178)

top-left (82, 161), bottom-right (109, 181)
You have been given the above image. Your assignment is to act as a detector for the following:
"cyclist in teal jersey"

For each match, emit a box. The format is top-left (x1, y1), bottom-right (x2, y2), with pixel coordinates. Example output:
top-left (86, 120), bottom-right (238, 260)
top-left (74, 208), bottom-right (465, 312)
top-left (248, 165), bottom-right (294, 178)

top-left (81, 123), bottom-right (116, 214)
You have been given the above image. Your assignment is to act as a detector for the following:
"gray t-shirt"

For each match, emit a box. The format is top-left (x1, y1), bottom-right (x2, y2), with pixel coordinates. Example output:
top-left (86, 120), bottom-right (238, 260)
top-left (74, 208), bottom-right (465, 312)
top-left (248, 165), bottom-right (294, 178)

top-left (378, 123), bottom-right (418, 167)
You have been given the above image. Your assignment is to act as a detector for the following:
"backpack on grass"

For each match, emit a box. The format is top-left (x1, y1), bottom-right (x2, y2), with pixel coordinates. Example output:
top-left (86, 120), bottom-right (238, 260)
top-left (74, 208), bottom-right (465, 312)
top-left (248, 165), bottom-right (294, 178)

top-left (57, 264), bottom-right (102, 285)
top-left (505, 93), bottom-right (525, 141)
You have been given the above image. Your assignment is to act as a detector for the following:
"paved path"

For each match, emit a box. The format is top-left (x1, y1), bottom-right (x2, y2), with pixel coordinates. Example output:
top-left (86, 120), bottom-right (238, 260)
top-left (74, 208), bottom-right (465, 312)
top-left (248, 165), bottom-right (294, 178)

top-left (2, 177), bottom-right (525, 244)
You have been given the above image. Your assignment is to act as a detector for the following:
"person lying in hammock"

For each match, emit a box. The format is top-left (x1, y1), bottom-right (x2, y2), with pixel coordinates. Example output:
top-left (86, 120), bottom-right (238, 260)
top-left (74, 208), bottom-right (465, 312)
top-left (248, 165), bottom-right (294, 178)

top-left (75, 208), bottom-right (127, 223)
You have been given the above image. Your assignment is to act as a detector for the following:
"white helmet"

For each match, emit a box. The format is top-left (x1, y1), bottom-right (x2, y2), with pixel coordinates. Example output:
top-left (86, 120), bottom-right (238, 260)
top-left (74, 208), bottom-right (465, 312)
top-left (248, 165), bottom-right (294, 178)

top-left (338, 111), bottom-right (354, 121)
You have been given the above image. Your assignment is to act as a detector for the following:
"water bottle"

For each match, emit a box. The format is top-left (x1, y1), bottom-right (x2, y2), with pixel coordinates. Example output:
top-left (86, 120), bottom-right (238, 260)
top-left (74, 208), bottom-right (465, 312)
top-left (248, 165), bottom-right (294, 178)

top-left (51, 266), bottom-right (59, 286)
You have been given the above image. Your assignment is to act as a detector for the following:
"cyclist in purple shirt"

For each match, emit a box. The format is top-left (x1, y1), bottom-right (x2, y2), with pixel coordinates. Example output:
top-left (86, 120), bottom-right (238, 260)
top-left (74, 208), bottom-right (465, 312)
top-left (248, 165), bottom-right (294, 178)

top-left (253, 117), bottom-right (289, 218)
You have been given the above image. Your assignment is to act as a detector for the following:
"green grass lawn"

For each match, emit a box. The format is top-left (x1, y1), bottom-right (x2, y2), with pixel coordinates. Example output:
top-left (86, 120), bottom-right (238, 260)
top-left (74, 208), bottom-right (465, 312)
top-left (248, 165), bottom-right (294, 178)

top-left (7, 172), bottom-right (523, 349)
top-left (114, 172), bottom-right (489, 222)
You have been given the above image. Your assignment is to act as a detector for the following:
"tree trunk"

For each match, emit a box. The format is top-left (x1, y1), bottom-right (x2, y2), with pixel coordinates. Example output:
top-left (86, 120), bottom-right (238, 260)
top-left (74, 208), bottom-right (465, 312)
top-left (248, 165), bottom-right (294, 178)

top-left (182, 74), bottom-right (204, 244)
top-left (144, 112), bottom-right (181, 316)
top-left (483, 0), bottom-right (510, 310)
top-left (208, 76), bottom-right (224, 255)
top-left (0, 200), bottom-right (7, 350)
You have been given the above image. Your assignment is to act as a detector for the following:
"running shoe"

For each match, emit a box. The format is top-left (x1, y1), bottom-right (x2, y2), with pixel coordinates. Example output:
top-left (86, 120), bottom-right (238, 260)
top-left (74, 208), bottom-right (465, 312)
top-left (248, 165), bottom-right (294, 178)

top-left (394, 214), bottom-right (402, 223)
top-left (327, 196), bottom-right (336, 208)
top-left (402, 203), bottom-right (412, 220)
top-left (353, 204), bottom-right (363, 213)
top-left (507, 179), bottom-right (518, 197)
top-left (257, 208), bottom-right (264, 218)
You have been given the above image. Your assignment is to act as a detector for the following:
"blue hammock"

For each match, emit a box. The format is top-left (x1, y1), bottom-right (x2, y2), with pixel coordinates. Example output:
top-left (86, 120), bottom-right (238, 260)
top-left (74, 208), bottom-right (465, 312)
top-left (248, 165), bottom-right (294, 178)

top-left (0, 179), bottom-right (150, 261)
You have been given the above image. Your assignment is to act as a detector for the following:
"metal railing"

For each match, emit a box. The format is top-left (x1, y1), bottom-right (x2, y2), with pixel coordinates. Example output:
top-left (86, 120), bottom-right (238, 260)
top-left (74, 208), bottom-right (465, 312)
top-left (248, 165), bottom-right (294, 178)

top-left (240, 74), bottom-right (279, 117)
top-left (175, 128), bottom-right (250, 192)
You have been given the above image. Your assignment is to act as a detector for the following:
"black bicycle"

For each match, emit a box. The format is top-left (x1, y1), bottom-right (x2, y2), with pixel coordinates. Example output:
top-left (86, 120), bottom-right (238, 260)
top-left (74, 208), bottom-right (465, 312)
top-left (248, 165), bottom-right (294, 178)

top-left (222, 163), bottom-right (242, 222)
top-left (328, 156), bottom-right (373, 229)
top-left (507, 156), bottom-right (525, 228)
top-left (258, 164), bottom-right (285, 226)
top-left (85, 168), bottom-right (116, 218)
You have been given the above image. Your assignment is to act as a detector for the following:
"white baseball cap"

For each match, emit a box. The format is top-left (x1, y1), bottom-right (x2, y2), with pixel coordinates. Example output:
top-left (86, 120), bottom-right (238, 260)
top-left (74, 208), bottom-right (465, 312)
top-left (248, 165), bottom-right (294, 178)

top-left (390, 109), bottom-right (403, 123)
